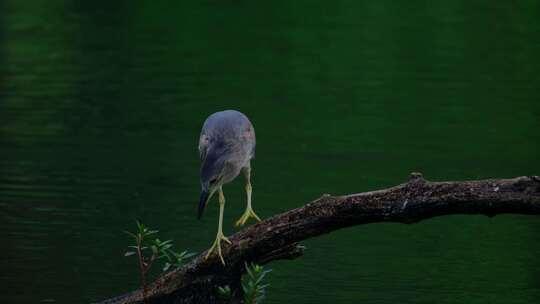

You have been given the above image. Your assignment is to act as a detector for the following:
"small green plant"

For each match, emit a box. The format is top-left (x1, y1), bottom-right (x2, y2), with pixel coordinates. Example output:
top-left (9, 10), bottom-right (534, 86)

top-left (124, 221), bottom-right (196, 289)
top-left (216, 263), bottom-right (271, 303)
top-left (217, 285), bottom-right (232, 299)
top-left (242, 263), bottom-right (271, 304)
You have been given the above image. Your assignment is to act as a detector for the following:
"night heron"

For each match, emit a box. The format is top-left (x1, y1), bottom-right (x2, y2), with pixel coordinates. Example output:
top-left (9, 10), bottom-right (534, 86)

top-left (198, 110), bottom-right (261, 265)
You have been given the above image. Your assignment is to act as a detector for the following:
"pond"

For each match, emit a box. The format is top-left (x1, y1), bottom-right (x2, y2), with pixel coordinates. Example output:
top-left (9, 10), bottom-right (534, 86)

top-left (1, 1), bottom-right (539, 303)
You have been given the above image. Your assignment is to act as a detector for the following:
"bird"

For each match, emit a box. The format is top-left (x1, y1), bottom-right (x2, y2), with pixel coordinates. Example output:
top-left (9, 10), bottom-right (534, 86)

top-left (198, 110), bottom-right (261, 265)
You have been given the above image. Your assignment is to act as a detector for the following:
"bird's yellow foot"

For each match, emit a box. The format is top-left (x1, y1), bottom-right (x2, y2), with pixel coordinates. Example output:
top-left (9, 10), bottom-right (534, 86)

top-left (204, 232), bottom-right (231, 265)
top-left (235, 207), bottom-right (261, 227)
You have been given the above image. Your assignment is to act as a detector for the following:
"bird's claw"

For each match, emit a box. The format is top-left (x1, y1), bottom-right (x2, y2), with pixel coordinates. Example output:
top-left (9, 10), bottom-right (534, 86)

top-left (235, 207), bottom-right (262, 227)
top-left (204, 232), bottom-right (231, 265)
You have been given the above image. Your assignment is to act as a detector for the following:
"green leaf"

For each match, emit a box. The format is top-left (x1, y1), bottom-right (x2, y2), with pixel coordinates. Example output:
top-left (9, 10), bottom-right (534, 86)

top-left (136, 220), bottom-right (144, 231)
top-left (245, 262), bottom-right (254, 278)
top-left (124, 251), bottom-right (136, 257)
top-left (147, 230), bottom-right (159, 236)
top-left (160, 251), bottom-right (172, 261)
top-left (124, 231), bottom-right (137, 239)
top-left (162, 262), bottom-right (171, 272)
top-left (242, 263), bottom-right (271, 304)
top-left (161, 244), bottom-right (173, 251)
top-left (217, 285), bottom-right (231, 299)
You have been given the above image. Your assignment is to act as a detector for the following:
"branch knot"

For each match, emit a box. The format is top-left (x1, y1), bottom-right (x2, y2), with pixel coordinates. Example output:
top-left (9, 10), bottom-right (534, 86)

top-left (409, 172), bottom-right (424, 183)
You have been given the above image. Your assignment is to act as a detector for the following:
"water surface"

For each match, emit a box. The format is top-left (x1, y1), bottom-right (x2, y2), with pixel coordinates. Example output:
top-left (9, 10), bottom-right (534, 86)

top-left (1, 1), bottom-right (539, 303)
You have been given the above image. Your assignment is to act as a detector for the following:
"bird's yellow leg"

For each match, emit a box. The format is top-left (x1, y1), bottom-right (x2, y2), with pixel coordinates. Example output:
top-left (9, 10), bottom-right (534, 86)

top-left (235, 180), bottom-right (261, 227)
top-left (205, 187), bottom-right (231, 265)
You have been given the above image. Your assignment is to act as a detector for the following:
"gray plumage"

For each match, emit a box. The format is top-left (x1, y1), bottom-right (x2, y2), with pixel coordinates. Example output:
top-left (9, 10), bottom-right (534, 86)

top-left (198, 110), bottom-right (256, 218)
top-left (197, 110), bottom-right (260, 265)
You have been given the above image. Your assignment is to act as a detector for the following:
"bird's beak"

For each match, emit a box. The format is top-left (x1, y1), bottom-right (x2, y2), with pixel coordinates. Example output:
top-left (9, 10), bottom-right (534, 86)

top-left (197, 190), bottom-right (210, 220)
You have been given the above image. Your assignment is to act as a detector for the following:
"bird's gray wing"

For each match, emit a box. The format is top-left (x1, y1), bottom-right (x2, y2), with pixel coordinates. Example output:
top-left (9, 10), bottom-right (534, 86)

top-left (198, 134), bottom-right (209, 161)
top-left (246, 124), bottom-right (256, 160)
top-left (250, 142), bottom-right (255, 159)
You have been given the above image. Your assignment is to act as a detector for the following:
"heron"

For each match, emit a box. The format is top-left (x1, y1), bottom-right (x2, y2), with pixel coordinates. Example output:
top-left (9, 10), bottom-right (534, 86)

top-left (198, 110), bottom-right (261, 265)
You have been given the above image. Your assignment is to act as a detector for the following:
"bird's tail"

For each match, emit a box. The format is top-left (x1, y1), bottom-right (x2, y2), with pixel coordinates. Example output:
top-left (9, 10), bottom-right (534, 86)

top-left (197, 190), bottom-right (209, 219)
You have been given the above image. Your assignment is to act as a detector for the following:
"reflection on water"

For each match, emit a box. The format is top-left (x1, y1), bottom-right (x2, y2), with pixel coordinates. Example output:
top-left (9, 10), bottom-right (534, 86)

top-left (1, 1), bottom-right (539, 303)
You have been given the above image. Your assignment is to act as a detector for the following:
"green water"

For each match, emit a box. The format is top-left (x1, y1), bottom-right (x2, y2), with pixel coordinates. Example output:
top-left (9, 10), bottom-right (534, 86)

top-left (1, 1), bottom-right (539, 303)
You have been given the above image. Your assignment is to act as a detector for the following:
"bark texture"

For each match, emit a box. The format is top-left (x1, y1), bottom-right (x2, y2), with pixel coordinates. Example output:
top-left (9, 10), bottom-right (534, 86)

top-left (98, 173), bottom-right (540, 304)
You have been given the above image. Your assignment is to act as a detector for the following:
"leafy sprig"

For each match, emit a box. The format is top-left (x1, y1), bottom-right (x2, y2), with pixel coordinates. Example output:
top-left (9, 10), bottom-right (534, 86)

top-left (124, 221), bottom-right (195, 289)
top-left (242, 263), bottom-right (271, 304)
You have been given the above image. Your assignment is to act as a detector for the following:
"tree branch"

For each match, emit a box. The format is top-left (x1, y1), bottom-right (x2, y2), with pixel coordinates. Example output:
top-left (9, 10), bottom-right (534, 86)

top-left (98, 173), bottom-right (540, 304)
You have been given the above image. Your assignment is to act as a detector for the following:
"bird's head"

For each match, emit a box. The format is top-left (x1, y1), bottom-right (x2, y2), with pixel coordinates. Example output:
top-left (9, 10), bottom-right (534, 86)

top-left (198, 147), bottom-right (227, 220)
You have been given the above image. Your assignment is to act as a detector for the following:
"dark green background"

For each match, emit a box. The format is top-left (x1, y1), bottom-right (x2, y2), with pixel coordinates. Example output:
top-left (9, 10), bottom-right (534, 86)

top-left (1, 1), bottom-right (539, 303)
